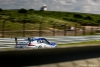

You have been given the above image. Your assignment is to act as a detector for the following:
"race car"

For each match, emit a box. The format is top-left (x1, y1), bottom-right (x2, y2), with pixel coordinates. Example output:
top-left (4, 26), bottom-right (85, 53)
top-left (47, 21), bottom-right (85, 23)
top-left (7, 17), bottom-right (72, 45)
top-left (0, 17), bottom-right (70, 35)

top-left (15, 37), bottom-right (58, 49)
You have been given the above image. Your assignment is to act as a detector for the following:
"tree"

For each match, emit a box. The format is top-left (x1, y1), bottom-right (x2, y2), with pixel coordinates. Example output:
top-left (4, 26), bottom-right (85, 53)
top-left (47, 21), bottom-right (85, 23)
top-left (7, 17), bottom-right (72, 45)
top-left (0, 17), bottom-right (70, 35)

top-left (84, 16), bottom-right (93, 20)
top-left (18, 8), bottom-right (27, 13)
top-left (29, 9), bottom-right (34, 11)
top-left (74, 14), bottom-right (83, 19)
top-left (0, 8), bottom-right (3, 12)
top-left (97, 20), bottom-right (100, 24)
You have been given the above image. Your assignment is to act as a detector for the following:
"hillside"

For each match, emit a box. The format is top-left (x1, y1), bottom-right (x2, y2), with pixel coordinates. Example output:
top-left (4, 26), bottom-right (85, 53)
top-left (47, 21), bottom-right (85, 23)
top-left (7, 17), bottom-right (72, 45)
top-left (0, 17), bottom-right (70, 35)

top-left (34, 10), bottom-right (100, 25)
top-left (0, 9), bottom-right (100, 31)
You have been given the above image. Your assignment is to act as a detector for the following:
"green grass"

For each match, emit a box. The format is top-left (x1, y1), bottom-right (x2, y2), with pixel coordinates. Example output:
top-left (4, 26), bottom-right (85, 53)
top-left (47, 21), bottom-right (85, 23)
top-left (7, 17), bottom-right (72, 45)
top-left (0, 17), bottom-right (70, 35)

top-left (0, 48), bottom-right (15, 51)
top-left (0, 10), bottom-right (100, 31)
top-left (0, 10), bottom-right (100, 38)
top-left (58, 40), bottom-right (100, 46)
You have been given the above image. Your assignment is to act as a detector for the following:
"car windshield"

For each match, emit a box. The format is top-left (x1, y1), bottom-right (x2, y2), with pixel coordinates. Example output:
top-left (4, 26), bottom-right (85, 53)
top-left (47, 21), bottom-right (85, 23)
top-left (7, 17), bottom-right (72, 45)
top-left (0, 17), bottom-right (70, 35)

top-left (38, 38), bottom-right (50, 44)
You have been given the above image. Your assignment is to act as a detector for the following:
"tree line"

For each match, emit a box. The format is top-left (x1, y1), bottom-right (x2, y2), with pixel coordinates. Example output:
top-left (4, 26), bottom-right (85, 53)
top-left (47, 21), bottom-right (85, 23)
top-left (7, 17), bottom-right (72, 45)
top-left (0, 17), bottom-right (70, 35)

top-left (0, 7), bottom-right (100, 26)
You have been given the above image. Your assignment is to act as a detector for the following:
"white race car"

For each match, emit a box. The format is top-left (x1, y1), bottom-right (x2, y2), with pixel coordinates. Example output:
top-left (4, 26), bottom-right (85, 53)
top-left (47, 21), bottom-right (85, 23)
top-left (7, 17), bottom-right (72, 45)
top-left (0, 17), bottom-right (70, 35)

top-left (15, 37), bottom-right (58, 49)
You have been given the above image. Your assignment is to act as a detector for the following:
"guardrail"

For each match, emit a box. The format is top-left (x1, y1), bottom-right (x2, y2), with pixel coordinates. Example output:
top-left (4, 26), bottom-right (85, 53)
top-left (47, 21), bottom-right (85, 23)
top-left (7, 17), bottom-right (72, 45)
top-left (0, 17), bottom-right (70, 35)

top-left (0, 35), bottom-right (100, 48)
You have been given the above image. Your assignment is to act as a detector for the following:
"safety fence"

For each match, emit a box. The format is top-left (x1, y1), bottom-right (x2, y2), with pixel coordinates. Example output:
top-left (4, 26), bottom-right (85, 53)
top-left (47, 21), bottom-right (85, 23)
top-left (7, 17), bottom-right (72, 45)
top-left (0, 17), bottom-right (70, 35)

top-left (0, 35), bottom-right (100, 48)
top-left (0, 20), bottom-right (100, 37)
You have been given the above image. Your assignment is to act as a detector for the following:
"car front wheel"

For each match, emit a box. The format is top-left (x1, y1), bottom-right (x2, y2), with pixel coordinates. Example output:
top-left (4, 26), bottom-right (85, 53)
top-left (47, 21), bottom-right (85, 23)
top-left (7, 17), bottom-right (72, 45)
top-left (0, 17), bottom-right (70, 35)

top-left (55, 45), bottom-right (58, 48)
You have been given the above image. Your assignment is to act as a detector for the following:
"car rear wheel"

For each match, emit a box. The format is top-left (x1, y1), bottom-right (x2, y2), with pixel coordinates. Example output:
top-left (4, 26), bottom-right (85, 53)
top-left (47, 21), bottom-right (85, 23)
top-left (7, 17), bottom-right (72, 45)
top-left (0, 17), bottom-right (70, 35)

top-left (38, 45), bottom-right (43, 49)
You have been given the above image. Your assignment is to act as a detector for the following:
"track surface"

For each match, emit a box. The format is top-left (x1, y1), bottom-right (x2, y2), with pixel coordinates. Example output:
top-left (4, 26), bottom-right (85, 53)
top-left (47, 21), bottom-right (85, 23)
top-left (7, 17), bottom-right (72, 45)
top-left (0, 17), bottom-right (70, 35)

top-left (0, 46), bottom-right (100, 67)
top-left (26, 57), bottom-right (100, 67)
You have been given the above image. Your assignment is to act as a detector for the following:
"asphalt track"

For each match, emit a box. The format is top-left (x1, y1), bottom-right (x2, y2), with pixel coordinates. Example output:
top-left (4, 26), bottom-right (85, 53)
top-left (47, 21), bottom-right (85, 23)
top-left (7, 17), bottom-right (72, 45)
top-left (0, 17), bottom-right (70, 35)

top-left (0, 45), bottom-right (100, 67)
top-left (0, 35), bottom-right (100, 67)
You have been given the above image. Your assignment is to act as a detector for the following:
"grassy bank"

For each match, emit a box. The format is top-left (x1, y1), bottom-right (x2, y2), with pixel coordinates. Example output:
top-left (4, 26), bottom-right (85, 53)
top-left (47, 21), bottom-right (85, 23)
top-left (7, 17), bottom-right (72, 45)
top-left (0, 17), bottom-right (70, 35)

top-left (0, 9), bottom-right (100, 31)
top-left (58, 40), bottom-right (100, 46)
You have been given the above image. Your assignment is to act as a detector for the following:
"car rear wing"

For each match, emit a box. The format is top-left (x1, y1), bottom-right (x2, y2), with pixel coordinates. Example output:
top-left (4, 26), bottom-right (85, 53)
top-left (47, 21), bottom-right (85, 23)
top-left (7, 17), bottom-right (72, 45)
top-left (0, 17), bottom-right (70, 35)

top-left (28, 37), bottom-right (31, 45)
top-left (14, 37), bottom-right (35, 45)
top-left (15, 37), bottom-right (18, 46)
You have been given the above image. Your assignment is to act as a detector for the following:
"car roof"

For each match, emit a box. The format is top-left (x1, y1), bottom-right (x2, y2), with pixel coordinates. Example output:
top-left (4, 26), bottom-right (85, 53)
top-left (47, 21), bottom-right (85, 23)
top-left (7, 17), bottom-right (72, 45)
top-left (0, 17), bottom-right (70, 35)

top-left (35, 37), bottom-right (45, 39)
top-left (35, 38), bottom-right (47, 41)
top-left (24, 37), bottom-right (46, 41)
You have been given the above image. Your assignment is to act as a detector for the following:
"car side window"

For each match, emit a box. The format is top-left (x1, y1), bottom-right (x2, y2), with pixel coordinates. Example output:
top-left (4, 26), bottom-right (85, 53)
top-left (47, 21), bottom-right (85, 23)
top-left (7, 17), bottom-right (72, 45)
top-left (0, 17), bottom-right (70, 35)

top-left (42, 39), bottom-right (50, 44)
top-left (37, 40), bottom-right (42, 43)
top-left (37, 38), bottom-right (50, 44)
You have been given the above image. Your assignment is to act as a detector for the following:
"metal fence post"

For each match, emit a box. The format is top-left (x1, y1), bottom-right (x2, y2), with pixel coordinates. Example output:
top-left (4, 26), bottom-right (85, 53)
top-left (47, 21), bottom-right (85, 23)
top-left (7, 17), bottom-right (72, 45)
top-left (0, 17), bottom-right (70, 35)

top-left (39, 22), bottom-right (42, 37)
top-left (61, 23), bottom-right (67, 36)
top-left (90, 26), bottom-right (93, 35)
top-left (52, 23), bottom-right (56, 36)
top-left (82, 27), bottom-right (85, 36)
top-left (74, 23), bottom-right (77, 36)
top-left (22, 22), bottom-right (26, 37)
top-left (64, 25), bottom-right (66, 36)
top-left (2, 20), bottom-right (5, 38)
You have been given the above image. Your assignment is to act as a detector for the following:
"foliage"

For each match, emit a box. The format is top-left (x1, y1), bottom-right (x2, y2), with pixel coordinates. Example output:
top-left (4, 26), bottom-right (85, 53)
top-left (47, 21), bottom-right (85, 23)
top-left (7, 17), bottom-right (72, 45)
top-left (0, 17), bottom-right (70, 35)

top-left (18, 8), bottom-right (27, 13)
top-left (84, 16), bottom-right (93, 20)
top-left (28, 9), bottom-right (34, 11)
top-left (0, 9), bottom-right (100, 31)
top-left (73, 14), bottom-right (83, 19)
top-left (0, 8), bottom-right (3, 12)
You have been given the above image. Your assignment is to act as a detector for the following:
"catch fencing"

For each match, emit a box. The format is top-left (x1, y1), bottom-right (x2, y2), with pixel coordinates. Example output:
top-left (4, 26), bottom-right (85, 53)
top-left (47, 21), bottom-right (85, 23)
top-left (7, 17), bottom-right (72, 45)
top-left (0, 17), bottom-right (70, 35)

top-left (0, 35), bottom-right (100, 48)
top-left (0, 20), bottom-right (100, 37)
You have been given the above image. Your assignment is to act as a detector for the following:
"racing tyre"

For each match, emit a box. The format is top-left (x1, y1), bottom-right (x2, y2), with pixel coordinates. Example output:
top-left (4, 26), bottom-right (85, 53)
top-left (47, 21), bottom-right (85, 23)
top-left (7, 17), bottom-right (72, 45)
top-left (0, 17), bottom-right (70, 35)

top-left (55, 45), bottom-right (58, 48)
top-left (38, 45), bottom-right (43, 49)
